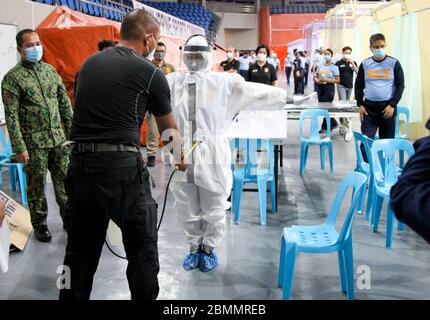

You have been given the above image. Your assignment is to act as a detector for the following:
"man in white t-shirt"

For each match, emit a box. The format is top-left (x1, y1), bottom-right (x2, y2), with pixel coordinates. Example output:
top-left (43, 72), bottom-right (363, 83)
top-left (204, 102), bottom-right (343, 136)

top-left (238, 51), bottom-right (253, 81)
top-left (284, 52), bottom-right (294, 85)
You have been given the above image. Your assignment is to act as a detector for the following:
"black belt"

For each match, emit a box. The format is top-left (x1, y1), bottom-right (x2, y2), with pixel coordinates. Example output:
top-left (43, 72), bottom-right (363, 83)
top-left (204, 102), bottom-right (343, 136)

top-left (72, 143), bottom-right (139, 153)
top-left (71, 155), bottom-right (141, 169)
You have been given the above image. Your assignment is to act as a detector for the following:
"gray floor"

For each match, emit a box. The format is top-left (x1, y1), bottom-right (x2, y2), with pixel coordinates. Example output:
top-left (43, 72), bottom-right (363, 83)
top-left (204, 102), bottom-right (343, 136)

top-left (1, 116), bottom-right (429, 300)
top-left (1, 72), bottom-right (430, 300)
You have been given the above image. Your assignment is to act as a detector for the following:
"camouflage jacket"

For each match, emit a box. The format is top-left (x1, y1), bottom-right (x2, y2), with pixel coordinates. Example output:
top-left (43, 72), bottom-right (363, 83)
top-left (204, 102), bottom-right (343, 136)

top-left (1, 60), bottom-right (73, 153)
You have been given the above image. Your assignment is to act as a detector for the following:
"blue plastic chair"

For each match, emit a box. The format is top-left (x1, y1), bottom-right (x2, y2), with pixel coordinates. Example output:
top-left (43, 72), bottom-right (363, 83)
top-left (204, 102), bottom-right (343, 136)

top-left (278, 172), bottom-right (367, 300)
top-left (353, 132), bottom-right (374, 219)
top-left (231, 139), bottom-right (276, 226)
top-left (299, 109), bottom-right (333, 176)
top-left (0, 130), bottom-right (28, 207)
top-left (395, 106), bottom-right (410, 168)
top-left (370, 139), bottom-right (414, 248)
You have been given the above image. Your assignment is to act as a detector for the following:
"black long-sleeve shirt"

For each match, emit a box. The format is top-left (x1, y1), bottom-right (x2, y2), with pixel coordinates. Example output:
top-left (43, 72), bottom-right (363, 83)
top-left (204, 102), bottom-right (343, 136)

top-left (391, 119), bottom-right (430, 244)
top-left (355, 55), bottom-right (405, 108)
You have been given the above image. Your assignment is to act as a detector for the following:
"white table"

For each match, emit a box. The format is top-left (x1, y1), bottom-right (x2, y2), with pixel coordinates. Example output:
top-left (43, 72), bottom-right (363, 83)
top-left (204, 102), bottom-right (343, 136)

top-left (226, 109), bottom-right (289, 211)
top-left (284, 100), bottom-right (359, 141)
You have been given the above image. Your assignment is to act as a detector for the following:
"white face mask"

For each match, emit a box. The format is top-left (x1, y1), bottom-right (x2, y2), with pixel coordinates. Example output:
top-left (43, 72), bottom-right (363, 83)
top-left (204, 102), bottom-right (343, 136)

top-left (343, 53), bottom-right (352, 60)
top-left (257, 53), bottom-right (267, 62)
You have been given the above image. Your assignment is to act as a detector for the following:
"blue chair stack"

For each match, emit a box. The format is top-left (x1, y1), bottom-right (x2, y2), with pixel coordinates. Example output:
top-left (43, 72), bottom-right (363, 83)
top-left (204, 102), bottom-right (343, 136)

top-left (370, 139), bottom-right (414, 248)
top-left (0, 129), bottom-right (28, 207)
top-left (278, 172), bottom-right (367, 300)
top-left (395, 106), bottom-right (410, 168)
top-left (352, 132), bottom-right (374, 218)
top-left (299, 109), bottom-right (333, 176)
top-left (231, 138), bottom-right (277, 226)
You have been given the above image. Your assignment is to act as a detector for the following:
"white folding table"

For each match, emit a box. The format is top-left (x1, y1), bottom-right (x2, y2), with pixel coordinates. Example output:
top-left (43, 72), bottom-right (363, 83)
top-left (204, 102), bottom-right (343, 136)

top-left (284, 100), bottom-right (359, 141)
top-left (226, 109), bottom-right (288, 211)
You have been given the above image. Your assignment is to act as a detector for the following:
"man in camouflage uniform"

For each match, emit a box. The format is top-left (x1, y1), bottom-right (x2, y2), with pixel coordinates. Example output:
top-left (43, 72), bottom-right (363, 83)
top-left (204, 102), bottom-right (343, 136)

top-left (146, 41), bottom-right (175, 167)
top-left (1, 29), bottom-right (73, 242)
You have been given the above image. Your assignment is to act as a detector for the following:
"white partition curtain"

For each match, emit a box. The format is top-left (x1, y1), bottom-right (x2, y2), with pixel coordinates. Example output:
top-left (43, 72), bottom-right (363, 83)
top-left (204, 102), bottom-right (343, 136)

top-left (393, 13), bottom-right (423, 123)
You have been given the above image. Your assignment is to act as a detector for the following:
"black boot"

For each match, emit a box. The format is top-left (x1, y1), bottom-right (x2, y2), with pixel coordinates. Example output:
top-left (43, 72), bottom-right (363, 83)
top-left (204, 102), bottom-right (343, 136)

top-left (34, 225), bottom-right (52, 242)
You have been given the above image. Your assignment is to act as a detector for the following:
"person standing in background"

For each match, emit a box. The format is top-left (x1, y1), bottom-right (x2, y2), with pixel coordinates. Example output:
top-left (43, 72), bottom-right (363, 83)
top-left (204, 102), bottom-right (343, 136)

top-left (238, 51), bottom-right (252, 81)
top-left (304, 50), bottom-right (311, 88)
top-left (250, 50), bottom-right (256, 64)
top-left (355, 33), bottom-right (405, 140)
top-left (292, 51), bottom-right (306, 95)
top-left (312, 47), bottom-right (325, 92)
top-left (248, 45), bottom-right (277, 86)
top-left (315, 48), bottom-right (340, 133)
top-left (1, 29), bottom-right (73, 242)
top-left (219, 47), bottom-right (240, 73)
top-left (335, 46), bottom-right (358, 135)
top-left (284, 51), bottom-right (294, 86)
top-left (234, 49), bottom-right (240, 60)
top-left (147, 41), bottom-right (176, 167)
top-left (268, 51), bottom-right (280, 73)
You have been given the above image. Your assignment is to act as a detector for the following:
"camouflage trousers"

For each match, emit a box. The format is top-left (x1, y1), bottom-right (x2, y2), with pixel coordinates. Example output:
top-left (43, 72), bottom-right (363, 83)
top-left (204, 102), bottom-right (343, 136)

top-left (24, 146), bottom-right (69, 228)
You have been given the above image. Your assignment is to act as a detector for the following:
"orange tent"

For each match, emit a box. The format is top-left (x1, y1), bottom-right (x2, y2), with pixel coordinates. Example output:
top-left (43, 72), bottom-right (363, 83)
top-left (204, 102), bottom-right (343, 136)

top-left (36, 6), bottom-right (225, 147)
top-left (37, 6), bottom-right (121, 104)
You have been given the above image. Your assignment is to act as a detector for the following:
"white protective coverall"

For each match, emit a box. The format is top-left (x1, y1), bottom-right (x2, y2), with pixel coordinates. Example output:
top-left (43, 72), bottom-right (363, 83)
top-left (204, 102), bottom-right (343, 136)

top-left (166, 35), bottom-right (289, 251)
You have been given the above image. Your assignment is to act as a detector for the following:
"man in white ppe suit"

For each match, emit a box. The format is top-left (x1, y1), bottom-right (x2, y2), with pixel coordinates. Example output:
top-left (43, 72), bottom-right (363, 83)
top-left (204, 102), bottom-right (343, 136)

top-left (167, 35), bottom-right (297, 272)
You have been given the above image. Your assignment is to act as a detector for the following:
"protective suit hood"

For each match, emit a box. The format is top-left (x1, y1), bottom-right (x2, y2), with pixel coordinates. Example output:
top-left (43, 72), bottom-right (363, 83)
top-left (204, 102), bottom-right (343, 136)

top-left (183, 35), bottom-right (213, 73)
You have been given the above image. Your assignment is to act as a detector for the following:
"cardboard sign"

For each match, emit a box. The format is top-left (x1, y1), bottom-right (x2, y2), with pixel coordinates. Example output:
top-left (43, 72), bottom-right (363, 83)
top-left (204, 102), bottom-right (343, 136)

top-left (0, 190), bottom-right (32, 251)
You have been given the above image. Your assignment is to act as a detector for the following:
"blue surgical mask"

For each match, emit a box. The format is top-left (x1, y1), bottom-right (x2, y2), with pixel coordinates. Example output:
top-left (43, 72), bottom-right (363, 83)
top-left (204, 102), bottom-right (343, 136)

top-left (373, 48), bottom-right (386, 59)
top-left (324, 55), bottom-right (332, 63)
top-left (24, 45), bottom-right (43, 63)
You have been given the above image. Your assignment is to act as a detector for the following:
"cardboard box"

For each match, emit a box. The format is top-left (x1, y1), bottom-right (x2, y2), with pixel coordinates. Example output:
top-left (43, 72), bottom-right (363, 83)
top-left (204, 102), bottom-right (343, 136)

top-left (0, 190), bottom-right (32, 252)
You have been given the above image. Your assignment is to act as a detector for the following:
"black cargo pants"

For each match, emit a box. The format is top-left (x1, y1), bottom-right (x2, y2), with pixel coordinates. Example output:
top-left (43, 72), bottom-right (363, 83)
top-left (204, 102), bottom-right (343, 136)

top-left (59, 152), bottom-right (159, 300)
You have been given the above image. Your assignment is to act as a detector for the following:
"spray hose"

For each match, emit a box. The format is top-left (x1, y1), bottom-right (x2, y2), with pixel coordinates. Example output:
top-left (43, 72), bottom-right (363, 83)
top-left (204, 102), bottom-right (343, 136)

top-left (105, 141), bottom-right (201, 260)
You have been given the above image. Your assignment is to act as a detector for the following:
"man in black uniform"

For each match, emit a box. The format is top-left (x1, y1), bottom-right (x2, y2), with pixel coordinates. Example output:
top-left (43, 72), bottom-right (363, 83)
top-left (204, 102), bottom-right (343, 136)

top-left (219, 47), bottom-right (240, 73)
top-left (60, 9), bottom-right (180, 300)
top-left (248, 45), bottom-right (277, 86)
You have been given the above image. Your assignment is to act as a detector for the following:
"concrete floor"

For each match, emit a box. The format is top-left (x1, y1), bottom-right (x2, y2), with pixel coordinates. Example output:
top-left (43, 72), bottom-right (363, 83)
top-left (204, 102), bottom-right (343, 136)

top-left (1, 77), bottom-right (429, 300)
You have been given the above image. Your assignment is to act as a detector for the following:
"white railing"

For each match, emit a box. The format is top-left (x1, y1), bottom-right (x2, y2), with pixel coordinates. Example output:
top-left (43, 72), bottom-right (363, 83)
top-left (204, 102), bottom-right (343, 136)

top-left (206, 2), bottom-right (256, 14)
top-left (53, 0), bottom-right (133, 20)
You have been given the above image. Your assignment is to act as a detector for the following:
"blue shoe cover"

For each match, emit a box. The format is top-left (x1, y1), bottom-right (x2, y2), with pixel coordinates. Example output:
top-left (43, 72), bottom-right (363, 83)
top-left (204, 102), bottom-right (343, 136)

top-left (183, 252), bottom-right (201, 271)
top-left (198, 251), bottom-right (218, 272)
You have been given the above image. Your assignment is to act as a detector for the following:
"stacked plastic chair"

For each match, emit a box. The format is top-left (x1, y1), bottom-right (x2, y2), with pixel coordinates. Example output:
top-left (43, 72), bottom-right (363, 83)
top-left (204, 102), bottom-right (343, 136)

top-left (278, 172), bottom-right (367, 300)
top-left (370, 139), bottom-right (415, 248)
top-left (352, 132), bottom-right (374, 218)
top-left (395, 106), bottom-right (410, 168)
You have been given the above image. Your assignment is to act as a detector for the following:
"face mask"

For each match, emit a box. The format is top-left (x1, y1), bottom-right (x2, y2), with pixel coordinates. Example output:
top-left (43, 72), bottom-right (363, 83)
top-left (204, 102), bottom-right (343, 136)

top-left (343, 54), bottom-right (352, 60)
top-left (226, 52), bottom-right (234, 59)
top-left (324, 55), bottom-right (332, 63)
top-left (373, 48), bottom-right (386, 59)
top-left (144, 36), bottom-right (155, 60)
top-left (272, 54), bottom-right (277, 58)
top-left (257, 53), bottom-right (267, 62)
top-left (154, 52), bottom-right (166, 61)
top-left (24, 45), bottom-right (43, 63)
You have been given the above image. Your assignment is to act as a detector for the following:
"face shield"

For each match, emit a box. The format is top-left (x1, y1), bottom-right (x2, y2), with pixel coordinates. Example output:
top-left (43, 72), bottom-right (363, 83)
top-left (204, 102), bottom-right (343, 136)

top-left (183, 35), bottom-right (213, 73)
